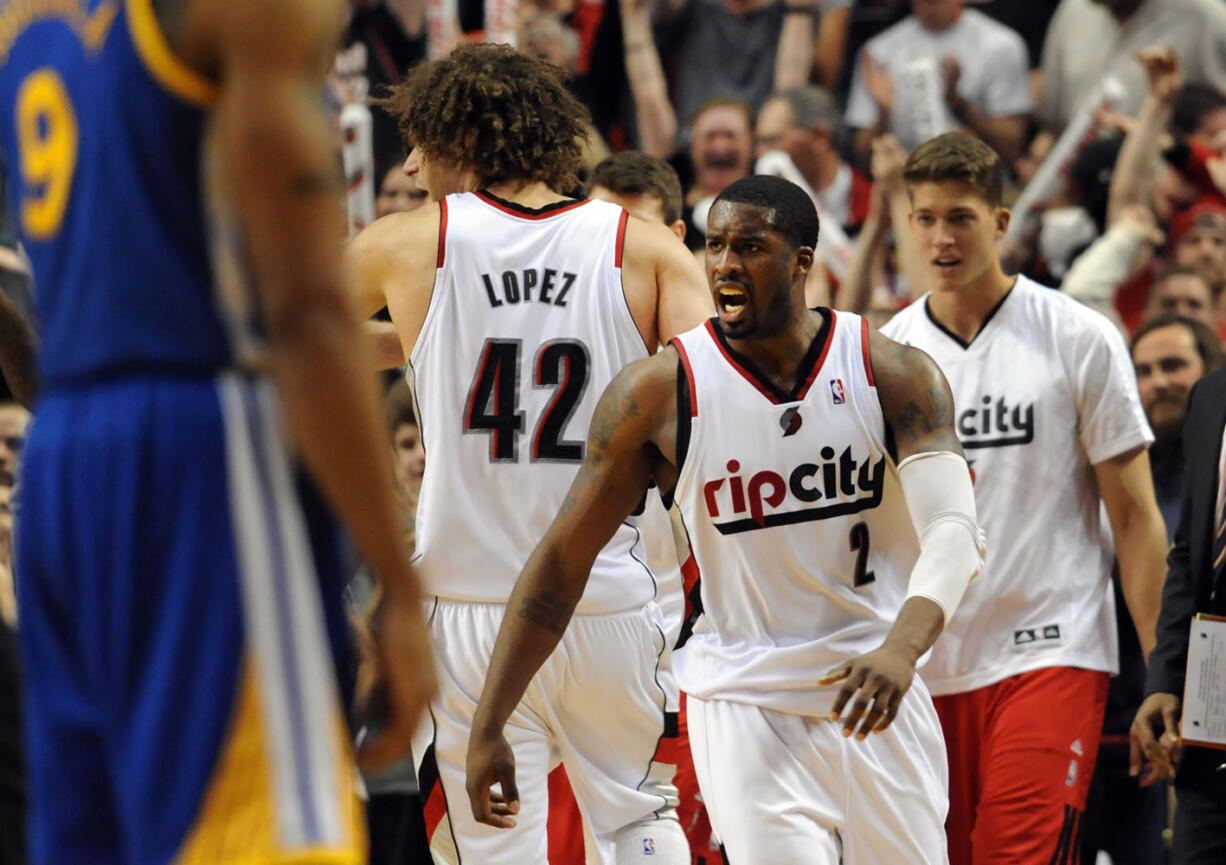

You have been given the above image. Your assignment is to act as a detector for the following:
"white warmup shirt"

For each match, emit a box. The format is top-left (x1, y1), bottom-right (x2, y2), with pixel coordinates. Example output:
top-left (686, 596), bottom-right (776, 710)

top-left (882, 277), bottom-right (1153, 695)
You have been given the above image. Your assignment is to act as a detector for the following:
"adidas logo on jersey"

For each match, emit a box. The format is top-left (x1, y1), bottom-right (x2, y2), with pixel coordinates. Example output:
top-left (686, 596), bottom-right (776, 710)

top-left (703, 450), bottom-right (885, 535)
top-left (958, 396), bottom-right (1034, 449)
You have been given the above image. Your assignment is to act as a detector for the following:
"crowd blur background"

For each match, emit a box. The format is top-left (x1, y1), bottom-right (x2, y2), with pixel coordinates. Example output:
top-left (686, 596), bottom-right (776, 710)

top-left (2, 1), bottom-right (1226, 863)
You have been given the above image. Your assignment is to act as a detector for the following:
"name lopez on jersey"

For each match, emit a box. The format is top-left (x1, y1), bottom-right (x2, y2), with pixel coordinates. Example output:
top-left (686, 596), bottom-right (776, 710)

top-left (481, 268), bottom-right (576, 308)
top-left (703, 448), bottom-right (885, 535)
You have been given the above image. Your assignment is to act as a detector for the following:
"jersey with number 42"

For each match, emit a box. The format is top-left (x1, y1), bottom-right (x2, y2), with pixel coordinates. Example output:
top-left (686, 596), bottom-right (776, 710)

top-left (670, 311), bottom-right (919, 717)
top-left (409, 191), bottom-right (664, 614)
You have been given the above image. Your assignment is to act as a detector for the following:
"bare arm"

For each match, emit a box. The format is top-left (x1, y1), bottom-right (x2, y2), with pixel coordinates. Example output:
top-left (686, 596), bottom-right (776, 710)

top-left (813, 5), bottom-right (849, 88)
top-left (819, 329), bottom-right (970, 738)
top-left (466, 351), bottom-right (680, 826)
top-left (0, 276), bottom-right (38, 407)
top-left (201, 0), bottom-right (433, 762)
top-left (364, 320), bottom-right (407, 369)
top-left (1095, 447), bottom-right (1167, 661)
top-left (620, 0), bottom-right (678, 158)
top-left (841, 200), bottom-right (887, 313)
top-left (870, 328), bottom-right (964, 461)
top-left (344, 208), bottom-right (439, 359)
top-left (868, 135), bottom-right (928, 303)
top-left (622, 217), bottom-right (713, 348)
top-left (838, 137), bottom-right (921, 305)
top-left (774, 1), bottom-right (818, 90)
top-left (1107, 49), bottom-right (1180, 227)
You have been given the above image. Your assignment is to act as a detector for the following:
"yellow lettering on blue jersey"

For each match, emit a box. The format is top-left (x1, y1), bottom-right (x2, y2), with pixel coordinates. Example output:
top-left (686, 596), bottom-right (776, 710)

top-left (15, 67), bottom-right (78, 240)
top-left (0, 0), bottom-right (119, 62)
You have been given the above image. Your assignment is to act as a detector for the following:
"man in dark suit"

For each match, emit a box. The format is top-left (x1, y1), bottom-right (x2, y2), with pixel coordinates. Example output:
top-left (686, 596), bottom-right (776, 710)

top-left (1132, 364), bottom-right (1226, 865)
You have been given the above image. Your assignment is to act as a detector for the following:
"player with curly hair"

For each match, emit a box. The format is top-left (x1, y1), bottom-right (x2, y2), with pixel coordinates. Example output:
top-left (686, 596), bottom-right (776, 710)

top-left (347, 43), bottom-right (712, 865)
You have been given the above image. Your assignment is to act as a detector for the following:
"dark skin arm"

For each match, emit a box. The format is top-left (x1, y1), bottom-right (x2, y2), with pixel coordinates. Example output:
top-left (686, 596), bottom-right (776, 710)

top-left (0, 279), bottom-right (37, 408)
top-left (466, 349), bottom-right (681, 828)
top-left (185, 0), bottom-right (434, 767)
top-left (818, 329), bottom-right (965, 739)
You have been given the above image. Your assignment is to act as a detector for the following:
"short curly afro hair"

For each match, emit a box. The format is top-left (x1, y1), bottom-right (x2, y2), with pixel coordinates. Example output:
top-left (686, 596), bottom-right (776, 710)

top-left (378, 43), bottom-right (591, 191)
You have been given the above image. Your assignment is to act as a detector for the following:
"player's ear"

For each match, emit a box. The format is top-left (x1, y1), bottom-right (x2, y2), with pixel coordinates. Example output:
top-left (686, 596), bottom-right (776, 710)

top-left (794, 246), bottom-right (815, 276)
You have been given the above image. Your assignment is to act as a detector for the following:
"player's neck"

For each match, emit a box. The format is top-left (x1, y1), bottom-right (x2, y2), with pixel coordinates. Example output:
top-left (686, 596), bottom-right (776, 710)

top-left (726, 307), bottom-right (822, 391)
top-left (482, 180), bottom-right (571, 209)
top-left (926, 265), bottom-right (1015, 345)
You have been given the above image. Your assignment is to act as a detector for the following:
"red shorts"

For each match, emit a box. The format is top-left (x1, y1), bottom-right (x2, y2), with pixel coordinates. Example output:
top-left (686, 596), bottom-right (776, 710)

top-left (934, 666), bottom-right (1109, 865)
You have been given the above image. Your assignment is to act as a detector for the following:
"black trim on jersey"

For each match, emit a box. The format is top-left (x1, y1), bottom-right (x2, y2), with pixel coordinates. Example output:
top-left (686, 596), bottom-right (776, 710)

top-left (662, 711), bottom-right (680, 739)
top-left (672, 353), bottom-right (693, 500)
top-left (884, 422), bottom-right (898, 466)
top-left (673, 511), bottom-right (703, 651)
top-left (709, 308), bottom-right (832, 402)
top-left (476, 189), bottom-right (584, 216)
top-left (922, 281), bottom-right (1015, 350)
top-left (629, 611), bottom-right (674, 819)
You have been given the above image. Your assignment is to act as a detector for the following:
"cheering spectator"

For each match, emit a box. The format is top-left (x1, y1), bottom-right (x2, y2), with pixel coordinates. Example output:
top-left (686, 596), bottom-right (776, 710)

top-left (680, 98), bottom-right (754, 250)
top-left (755, 85), bottom-right (873, 235)
top-left (1039, 0), bottom-right (1226, 135)
top-left (845, 0), bottom-right (1031, 162)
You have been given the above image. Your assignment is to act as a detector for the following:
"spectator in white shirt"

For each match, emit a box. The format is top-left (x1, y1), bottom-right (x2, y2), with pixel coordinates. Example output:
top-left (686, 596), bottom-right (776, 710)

top-left (845, 0), bottom-right (1032, 163)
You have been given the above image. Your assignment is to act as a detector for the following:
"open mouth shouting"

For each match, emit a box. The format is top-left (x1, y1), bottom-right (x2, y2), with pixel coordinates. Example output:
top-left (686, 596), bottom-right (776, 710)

top-left (716, 282), bottom-right (751, 324)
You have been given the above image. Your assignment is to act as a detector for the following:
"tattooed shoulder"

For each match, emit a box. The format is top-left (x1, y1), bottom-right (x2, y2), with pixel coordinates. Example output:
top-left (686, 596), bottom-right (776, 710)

top-left (589, 369), bottom-right (643, 453)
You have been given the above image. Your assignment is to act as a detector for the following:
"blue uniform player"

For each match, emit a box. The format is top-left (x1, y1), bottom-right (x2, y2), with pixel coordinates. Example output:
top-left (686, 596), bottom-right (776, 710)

top-left (0, 1), bottom-right (435, 863)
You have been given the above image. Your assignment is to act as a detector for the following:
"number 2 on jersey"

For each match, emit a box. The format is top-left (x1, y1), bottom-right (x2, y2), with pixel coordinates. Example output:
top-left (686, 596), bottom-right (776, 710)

top-left (849, 521), bottom-right (875, 587)
top-left (16, 68), bottom-right (79, 240)
top-left (465, 338), bottom-right (591, 463)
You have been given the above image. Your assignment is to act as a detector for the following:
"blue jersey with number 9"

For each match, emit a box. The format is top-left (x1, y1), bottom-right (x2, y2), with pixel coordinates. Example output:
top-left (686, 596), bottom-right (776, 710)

top-left (0, 0), bottom-right (261, 390)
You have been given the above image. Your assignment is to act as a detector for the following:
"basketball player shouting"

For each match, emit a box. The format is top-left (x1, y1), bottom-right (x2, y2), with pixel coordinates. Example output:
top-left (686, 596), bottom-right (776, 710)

top-left (468, 174), bottom-right (986, 865)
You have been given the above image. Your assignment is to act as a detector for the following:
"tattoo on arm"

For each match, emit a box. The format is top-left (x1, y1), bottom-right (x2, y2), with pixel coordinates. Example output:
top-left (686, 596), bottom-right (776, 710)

top-left (589, 372), bottom-right (643, 456)
top-left (519, 592), bottom-right (574, 636)
top-left (892, 386), bottom-right (953, 444)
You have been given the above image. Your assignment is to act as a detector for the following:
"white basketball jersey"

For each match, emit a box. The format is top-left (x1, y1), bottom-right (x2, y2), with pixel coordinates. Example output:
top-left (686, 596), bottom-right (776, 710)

top-left (671, 311), bottom-right (919, 717)
top-left (409, 192), bottom-right (663, 614)
top-left (883, 277), bottom-right (1153, 695)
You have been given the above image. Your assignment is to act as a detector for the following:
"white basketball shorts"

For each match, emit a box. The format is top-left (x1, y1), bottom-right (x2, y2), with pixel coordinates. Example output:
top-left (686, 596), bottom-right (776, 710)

top-left (686, 679), bottom-right (949, 865)
top-left (413, 598), bottom-right (681, 865)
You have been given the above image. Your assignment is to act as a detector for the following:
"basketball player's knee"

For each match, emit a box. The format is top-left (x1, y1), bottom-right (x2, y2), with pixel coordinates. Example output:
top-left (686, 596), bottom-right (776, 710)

top-left (612, 815), bottom-right (690, 865)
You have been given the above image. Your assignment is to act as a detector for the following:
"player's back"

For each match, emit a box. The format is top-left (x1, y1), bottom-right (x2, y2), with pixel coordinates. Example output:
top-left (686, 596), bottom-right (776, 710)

top-left (0, 0), bottom-right (256, 390)
top-left (410, 192), bottom-right (659, 614)
top-left (670, 311), bottom-right (919, 717)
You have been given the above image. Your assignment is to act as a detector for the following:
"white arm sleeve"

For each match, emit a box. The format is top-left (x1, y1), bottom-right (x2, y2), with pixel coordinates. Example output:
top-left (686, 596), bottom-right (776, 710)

top-left (897, 450), bottom-right (986, 625)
